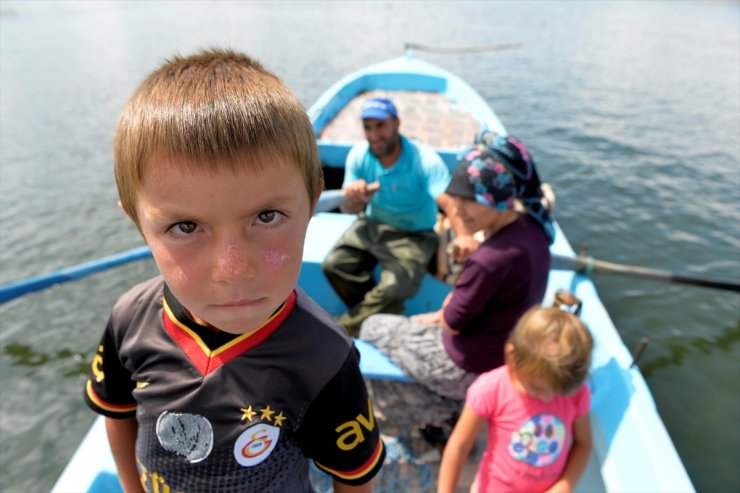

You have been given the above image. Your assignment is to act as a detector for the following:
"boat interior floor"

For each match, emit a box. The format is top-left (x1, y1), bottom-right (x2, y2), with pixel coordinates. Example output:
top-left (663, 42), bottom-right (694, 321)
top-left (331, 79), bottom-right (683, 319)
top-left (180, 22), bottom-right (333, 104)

top-left (319, 90), bottom-right (481, 150)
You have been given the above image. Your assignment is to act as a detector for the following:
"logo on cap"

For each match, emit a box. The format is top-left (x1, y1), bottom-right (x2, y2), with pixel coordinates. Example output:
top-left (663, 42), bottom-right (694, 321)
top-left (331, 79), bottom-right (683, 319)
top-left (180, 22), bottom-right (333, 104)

top-left (360, 98), bottom-right (398, 120)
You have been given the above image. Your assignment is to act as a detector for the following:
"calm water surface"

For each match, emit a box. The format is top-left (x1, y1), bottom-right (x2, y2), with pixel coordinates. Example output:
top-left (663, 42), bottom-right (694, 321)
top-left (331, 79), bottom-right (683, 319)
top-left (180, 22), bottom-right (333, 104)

top-left (1, 1), bottom-right (738, 492)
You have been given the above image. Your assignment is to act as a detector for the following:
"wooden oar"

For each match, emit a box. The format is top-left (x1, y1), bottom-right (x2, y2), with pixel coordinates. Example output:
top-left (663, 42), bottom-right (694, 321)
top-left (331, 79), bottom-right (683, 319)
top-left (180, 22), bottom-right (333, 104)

top-left (404, 42), bottom-right (523, 54)
top-left (0, 246), bottom-right (153, 304)
top-left (552, 253), bottom-right (740, 293)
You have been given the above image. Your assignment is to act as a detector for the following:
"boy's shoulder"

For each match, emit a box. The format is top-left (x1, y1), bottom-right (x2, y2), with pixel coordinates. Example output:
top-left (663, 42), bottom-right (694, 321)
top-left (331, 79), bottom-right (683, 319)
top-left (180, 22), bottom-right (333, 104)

top-left (291, 287), bottom-right (354, 350)
top-left (285, 288), bottom-right (360, 368)
top-left (109, 275), bottom-right (164, 326)
top-left (249, 288), bottom-right (360, 399)
top-left (114, 275), bottom-right (164, 308)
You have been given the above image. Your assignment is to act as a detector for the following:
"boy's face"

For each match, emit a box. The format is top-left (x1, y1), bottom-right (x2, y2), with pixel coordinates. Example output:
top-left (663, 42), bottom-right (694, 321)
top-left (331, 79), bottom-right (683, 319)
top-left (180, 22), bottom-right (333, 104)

top-left (134, 155), bottom-right (315, 335)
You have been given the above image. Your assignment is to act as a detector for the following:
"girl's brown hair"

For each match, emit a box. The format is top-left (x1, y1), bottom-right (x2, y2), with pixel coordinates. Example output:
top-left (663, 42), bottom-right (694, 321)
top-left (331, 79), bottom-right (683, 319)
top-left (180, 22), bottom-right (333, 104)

top-left (114, 48), bottom-right (322, 225)
top-left (506, 306), bottom-right (593, 396)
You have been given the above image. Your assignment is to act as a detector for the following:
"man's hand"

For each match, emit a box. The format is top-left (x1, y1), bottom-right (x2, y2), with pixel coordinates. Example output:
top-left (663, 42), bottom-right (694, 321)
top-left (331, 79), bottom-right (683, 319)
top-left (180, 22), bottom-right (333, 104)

top-left (343, 180), bottom-right (380, 202)
top-left (340, 180), bottom-right (380, 213)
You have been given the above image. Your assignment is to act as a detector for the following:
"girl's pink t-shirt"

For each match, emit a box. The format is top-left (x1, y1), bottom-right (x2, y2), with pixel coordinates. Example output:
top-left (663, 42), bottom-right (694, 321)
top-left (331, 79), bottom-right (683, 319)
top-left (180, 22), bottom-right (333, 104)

top-left (466, 365), bottom-right (591, 493)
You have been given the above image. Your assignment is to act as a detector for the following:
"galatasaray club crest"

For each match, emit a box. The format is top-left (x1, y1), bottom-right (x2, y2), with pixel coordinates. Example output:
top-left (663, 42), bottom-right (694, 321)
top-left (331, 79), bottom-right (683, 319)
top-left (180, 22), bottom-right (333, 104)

top-left (233, 423), bottom-right (280, 467)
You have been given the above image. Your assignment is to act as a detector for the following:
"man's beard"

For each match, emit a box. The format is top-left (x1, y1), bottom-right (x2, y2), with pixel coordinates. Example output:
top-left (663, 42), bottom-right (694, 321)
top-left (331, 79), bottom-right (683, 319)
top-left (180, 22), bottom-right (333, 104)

top-left (371, 136), bottom-right (399, 159)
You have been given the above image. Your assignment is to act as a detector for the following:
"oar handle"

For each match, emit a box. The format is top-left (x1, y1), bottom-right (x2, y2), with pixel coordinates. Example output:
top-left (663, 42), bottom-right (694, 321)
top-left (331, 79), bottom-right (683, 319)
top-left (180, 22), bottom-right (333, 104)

top-left (404, 42), bottom-right (523, 54)
top-left (670, 273), bottom-right (740, 292)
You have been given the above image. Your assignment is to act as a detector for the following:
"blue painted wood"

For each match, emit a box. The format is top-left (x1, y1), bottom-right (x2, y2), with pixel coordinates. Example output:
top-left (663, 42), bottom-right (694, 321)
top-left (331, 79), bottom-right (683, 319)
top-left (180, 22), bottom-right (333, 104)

top-left (354, 339), bottom-right (410, 382)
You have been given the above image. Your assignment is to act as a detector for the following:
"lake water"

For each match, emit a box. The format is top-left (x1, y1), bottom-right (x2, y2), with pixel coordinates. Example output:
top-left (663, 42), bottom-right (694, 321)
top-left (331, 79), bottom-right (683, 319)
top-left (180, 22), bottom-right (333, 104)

top-left (1, 1), bottom-right (738, 492)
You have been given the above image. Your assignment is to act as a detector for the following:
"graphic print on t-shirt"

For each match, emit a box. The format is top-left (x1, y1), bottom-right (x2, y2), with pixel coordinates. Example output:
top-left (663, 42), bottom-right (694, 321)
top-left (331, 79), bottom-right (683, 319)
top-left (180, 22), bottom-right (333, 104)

top-left (156, 411), bottom-right (214, 463)
top-left (508, 413), bottom-right (566, 467)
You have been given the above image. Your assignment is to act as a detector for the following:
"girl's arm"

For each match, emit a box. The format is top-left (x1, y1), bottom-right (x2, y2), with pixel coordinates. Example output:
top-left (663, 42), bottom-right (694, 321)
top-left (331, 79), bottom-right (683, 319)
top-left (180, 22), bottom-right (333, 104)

top-left (437, 404), bottom-right (485, 493)
top-left (332, 479), bottom-right (372, 493)
top-left (105, 417), bottom-right (145, 493)
top-left (545, 414), bottom-right (593, 493)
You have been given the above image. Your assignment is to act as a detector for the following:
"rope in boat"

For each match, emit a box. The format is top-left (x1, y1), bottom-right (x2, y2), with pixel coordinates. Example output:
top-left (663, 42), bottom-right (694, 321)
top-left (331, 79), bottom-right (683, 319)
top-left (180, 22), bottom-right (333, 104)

top-left (404, 42), bottom-right (523, 54)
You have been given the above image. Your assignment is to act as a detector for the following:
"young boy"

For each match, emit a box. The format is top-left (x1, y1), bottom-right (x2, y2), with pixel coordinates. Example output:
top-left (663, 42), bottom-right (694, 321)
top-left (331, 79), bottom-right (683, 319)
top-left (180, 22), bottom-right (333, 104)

top-left (84, 49), bottom-right (384, 493)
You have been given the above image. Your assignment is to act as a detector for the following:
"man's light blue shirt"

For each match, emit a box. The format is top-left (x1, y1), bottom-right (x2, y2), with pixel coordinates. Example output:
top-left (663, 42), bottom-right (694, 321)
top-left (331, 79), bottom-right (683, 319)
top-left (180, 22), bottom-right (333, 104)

top-left (343, 135), bottom-right (450, 231)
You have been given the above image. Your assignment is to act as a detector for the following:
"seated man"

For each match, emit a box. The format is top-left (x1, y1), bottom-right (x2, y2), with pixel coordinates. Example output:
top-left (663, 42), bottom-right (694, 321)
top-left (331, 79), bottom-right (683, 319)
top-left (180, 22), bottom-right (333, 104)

top-left (322, 97), bottom-right (468, 336)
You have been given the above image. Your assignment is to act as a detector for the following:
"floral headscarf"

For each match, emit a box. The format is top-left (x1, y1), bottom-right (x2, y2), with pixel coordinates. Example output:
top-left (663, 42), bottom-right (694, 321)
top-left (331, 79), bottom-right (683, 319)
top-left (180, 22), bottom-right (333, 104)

top-left (448, 130), bottom-right (555, 244)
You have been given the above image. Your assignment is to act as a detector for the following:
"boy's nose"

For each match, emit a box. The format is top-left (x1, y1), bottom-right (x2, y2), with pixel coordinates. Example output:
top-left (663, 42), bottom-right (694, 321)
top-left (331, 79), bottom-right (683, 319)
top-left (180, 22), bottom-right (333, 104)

top-left (214, 243), bottom-right (256, 282)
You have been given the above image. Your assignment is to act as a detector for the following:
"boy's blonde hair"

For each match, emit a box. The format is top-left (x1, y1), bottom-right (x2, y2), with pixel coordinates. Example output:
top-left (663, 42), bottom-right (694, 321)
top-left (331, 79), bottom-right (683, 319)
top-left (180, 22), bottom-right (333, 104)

top-left (506, 306), bottom-right (593, 396)
top-left (114, 48), bottom-right (322, 224)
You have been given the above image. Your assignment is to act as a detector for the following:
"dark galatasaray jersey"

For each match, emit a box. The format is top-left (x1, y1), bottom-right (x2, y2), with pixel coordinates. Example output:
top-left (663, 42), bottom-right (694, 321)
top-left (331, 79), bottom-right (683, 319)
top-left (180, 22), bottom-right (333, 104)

top-left (85, 277), bottom-right (384, 492)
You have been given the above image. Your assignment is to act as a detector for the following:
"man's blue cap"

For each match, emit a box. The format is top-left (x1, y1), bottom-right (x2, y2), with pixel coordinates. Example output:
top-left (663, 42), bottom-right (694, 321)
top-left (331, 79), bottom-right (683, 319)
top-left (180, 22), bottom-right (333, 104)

top-left (360, 97), bottom-right (398, 120)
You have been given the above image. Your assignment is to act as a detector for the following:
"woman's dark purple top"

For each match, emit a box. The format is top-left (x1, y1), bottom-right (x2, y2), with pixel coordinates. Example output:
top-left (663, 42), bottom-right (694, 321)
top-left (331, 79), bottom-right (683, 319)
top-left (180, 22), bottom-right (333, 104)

top-left (442, 214), bottom-right (551, 374)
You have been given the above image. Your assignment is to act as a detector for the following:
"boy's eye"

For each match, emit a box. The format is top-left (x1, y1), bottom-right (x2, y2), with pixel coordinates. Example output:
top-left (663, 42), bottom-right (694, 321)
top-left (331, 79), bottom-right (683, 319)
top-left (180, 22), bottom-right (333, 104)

top-left (257, 210), bottom-right (278, 224)
top-left (171, 221), bottom-right (198, 234)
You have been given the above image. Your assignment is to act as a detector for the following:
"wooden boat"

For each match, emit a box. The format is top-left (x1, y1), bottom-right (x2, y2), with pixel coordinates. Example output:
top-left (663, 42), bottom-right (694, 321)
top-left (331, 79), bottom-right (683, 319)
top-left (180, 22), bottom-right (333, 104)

top-left (50, 54), bottom-right (695, 492)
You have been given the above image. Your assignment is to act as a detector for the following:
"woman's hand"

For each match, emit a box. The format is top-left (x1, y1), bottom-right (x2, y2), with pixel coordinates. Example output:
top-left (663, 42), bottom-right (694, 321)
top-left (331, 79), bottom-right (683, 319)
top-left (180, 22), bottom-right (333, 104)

top-left (413, 310), bottom-right (442, 325)
top-left (450, 234), bottom-right (480, 263)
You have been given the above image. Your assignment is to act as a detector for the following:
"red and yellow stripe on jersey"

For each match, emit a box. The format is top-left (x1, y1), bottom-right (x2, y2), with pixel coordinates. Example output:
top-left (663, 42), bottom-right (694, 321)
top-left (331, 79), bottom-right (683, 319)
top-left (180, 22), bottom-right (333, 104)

top-left (162, 291), bottom-right (296, 377)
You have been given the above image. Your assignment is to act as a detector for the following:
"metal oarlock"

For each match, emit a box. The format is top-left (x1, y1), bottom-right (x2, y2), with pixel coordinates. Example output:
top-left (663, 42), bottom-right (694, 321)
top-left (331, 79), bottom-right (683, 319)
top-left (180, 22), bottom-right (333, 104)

top-left (552, 290), bottom-right (583, 317)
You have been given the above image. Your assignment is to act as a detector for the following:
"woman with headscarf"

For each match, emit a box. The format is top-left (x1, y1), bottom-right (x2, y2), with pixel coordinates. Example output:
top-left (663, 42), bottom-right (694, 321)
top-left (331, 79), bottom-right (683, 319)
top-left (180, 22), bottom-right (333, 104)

top-left (358, 132), bottom-right (552, 434)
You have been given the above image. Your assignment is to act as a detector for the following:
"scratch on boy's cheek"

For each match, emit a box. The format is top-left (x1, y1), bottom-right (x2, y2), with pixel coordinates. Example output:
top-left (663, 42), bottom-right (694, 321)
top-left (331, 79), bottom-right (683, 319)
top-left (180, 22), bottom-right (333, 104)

top-left (263, 250), bottom-right (290, 270)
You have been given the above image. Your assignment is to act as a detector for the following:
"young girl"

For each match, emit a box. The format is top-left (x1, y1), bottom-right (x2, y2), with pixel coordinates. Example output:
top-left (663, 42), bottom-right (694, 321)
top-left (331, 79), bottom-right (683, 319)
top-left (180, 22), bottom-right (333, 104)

top-left (438, 306), bottom-right (594, 493)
